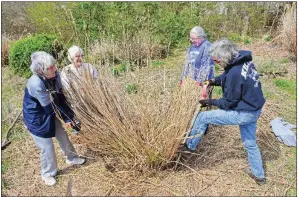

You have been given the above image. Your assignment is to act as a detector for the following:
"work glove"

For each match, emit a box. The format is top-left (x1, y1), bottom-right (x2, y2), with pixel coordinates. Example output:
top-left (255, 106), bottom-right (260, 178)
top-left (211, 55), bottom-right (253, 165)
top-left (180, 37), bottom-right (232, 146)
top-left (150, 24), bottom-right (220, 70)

top-left (199, 99), bottom-right (216, 108)
top-left (202, 79), bottom-right (216, 86)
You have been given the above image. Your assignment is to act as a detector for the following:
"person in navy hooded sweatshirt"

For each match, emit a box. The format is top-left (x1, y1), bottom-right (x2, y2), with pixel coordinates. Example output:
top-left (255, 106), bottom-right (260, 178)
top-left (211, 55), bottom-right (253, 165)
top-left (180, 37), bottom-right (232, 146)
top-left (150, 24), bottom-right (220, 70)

top-left (23, 52), bottom-right (85, 186)
top-left (184, 39), bottom-right (266, 185)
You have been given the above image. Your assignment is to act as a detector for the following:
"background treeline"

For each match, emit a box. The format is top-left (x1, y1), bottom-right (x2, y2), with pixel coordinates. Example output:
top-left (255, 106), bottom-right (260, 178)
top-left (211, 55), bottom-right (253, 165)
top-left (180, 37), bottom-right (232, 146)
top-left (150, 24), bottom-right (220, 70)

top-left (26, 2), bottom-right (284, 48)
top-left (2, 2), bottom-right (296, 77)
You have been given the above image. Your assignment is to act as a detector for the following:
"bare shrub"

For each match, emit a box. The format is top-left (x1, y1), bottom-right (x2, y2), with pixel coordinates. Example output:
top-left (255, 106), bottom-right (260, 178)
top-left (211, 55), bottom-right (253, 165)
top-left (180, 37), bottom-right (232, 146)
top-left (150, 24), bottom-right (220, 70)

top-left (273, 3), bottom-right (296, 61)
top-left (88, 31), bottom-right (167, 68)
top-left (62, 66), bottom-right (202, 170)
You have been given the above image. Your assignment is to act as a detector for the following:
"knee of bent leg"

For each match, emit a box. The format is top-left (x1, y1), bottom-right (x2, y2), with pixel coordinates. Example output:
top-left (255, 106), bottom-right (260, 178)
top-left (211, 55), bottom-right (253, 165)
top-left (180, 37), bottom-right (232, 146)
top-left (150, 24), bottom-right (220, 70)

top-left (196, 112), bottom-right (208, 123)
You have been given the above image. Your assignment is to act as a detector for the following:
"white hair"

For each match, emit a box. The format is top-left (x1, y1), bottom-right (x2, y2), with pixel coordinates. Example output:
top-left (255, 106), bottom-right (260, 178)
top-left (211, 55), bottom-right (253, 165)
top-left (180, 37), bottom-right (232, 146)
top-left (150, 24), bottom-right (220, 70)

top-left (190, 26), bottom-right (206, 38)
top-left (31, 51), bottom-right (48, 61)
top-left (30, 51), bottom-right (56, 75)
top-left (209, 38), bottom-right (239, 67)
top-left (68, 45), bottom-right (84, 63)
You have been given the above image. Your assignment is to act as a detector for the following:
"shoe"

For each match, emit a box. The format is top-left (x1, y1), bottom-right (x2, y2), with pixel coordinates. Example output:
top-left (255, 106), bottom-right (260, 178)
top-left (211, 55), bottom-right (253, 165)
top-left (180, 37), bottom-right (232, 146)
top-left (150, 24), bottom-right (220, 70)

top-left (243, 168), bottom-right (266, 185)
top-left (66, 157), bottom-right (86, 165)
top-left (178, 143), bottom-right (195, 153)
top-left (42, 176), bottom-right (57, 186)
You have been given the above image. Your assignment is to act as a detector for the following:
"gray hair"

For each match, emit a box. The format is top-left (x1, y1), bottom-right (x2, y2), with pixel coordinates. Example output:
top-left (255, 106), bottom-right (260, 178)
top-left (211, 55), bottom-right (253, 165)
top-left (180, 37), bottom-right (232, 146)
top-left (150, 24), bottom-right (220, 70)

top-left (68, 45), bottom-right (84, 63)
top-left (190, 26), bottom-right (206, 38)
top-left (209, 38), bottom-right (239, 66)
top-left (30, 51), bottom-right (56, 75)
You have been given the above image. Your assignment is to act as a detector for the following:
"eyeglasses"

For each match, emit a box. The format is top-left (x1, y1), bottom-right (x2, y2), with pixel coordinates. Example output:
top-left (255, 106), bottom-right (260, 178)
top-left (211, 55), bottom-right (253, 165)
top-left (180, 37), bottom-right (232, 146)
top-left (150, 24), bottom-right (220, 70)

top-left (189, 37), bottom-right (199, 42)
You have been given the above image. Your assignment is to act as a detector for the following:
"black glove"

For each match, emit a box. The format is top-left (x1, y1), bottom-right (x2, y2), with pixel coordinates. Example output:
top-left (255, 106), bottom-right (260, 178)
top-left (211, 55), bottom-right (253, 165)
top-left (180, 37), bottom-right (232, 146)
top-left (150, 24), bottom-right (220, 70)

top-left (202, 79), bottom-right (216, 86)
top-left (72, 120), bottom-right (81, 135)
top-left (199, 99), bottom-right (216, 107)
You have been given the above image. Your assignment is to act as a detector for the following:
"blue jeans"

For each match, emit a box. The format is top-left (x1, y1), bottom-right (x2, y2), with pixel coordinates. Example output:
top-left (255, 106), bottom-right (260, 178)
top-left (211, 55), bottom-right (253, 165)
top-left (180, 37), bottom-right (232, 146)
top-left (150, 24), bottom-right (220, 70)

top-left (186, 109), bottom-right (265, 178)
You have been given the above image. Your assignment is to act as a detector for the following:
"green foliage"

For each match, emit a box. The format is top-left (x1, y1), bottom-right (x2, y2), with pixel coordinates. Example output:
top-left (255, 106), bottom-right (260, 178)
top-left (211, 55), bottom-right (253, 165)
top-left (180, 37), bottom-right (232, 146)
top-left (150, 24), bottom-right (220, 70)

top-left (1, 160), bottom-right (9, 191)
top-left (112, 64), bottom-right (127, 76)
top-left (151, 60), bottom-right (165, 68)
top-left (274, 79), bottom-right (296, 94)
top-left (257, 58), bottom-right (287, 77)
top-left (125, 83), bottom-right (138, 94)
top-left (1, 161), bottom-right (9, 174)
top-left (214, 64), bottom-right (220, 73)
top-left (8, 34), bottom-right (65, 78)
top-left (227, 33), bottom-right (243, 42)
top-left (213, 87), bottom-right (223, 97)
top-left (243, 36), bottom-right (252, 44)
top-left (26, 2), bottom-right (281, 66)
top-left (26, 2), bottom-right (76, 43)
top-left (263, 34), bottom-right (271, 42)
top-left (279, 57), bottom-right (290, 64)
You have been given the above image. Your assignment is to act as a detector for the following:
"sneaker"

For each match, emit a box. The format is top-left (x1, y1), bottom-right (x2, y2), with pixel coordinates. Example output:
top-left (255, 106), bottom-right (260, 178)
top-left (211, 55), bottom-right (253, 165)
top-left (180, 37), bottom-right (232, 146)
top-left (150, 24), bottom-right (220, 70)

top-left (66, 157), bottom-right (86, 165)
top-left (243, 168), bottom-right (266, 185)
top-left (42, 176), bottom-right (57, 186)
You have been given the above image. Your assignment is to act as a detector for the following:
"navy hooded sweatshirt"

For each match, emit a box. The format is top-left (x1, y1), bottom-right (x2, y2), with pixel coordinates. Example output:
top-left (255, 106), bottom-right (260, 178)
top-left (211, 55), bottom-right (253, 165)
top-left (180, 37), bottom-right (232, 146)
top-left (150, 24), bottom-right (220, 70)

top-left (212, 50), bottom-right (265, 111)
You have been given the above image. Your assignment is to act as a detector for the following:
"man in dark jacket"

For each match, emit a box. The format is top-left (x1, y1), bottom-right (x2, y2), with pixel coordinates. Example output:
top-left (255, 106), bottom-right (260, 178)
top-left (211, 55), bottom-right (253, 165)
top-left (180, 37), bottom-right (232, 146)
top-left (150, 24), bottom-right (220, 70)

top-left (184, 39), bottom-right (266, 185)
top-left (23, 52), bottom-right (85, 186)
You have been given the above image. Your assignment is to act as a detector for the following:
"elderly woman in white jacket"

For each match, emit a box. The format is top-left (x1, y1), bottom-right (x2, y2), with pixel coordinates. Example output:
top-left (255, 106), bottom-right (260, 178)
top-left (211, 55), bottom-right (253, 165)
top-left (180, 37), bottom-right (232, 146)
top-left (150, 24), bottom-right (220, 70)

top-left (61, 45), bottom-right (98, 91)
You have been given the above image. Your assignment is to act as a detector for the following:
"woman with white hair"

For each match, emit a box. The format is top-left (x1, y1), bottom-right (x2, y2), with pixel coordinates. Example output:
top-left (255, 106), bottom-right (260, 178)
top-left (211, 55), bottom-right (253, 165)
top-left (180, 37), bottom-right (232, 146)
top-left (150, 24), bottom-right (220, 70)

top-left (23, 52), bottom-right (85, 186)
top-left (180, 25), bottom-right (215, 87)
top-left (182, 39), bottom-right (266, 185)
top-left (60, 45), bottom-right (98, 91)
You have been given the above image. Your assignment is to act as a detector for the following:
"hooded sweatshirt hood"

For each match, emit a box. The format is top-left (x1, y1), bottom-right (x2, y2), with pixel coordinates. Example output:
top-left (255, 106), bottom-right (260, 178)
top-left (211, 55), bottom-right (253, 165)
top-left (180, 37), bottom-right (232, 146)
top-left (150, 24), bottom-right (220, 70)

top-left (225, 50), bottom-right (253, 71)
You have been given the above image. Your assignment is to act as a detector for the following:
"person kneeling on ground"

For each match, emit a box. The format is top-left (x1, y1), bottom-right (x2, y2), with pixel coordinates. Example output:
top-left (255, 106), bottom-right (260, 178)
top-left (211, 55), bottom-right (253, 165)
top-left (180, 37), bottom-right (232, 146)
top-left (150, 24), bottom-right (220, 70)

top-left (183, 38), bottom-right (266, 185)
top-left (23, 52), bottom-right (86, 186)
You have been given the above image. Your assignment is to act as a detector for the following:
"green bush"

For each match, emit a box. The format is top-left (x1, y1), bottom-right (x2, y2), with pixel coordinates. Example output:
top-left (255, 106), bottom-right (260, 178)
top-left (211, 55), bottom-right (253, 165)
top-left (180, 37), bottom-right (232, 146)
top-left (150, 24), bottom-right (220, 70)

top-left (8, 34), bottom-right (65, 78)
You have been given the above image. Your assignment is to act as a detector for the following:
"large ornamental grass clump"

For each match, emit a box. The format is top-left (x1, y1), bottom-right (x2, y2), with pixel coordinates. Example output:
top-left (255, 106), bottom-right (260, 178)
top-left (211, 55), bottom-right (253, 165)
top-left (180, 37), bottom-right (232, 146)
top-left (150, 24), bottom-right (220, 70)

top-left (62, 67), bottom-right (202, 170)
